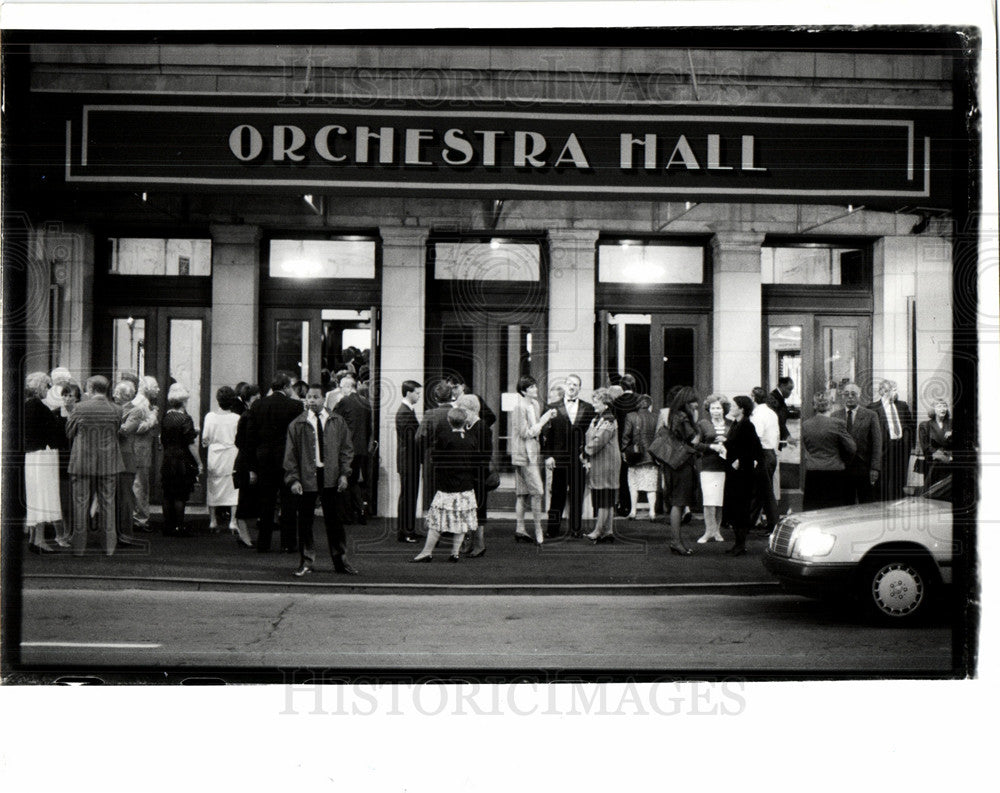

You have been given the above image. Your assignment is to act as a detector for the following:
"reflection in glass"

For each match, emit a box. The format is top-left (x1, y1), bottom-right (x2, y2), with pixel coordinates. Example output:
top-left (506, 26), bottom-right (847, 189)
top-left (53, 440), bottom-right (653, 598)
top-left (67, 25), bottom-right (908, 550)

top-left (169, 319), bottom-right (203, 430)
top-left (269, 239), bottom-right (376, 279)
top-left (761, 246), bottom-right (863, 285)
top-left (599, 244), bottom-right (703, 284)
top-left (112, 318), bottom-right (146, 380)
top-left (822, 327), bottom-right (858, 407)
top-left (769, 325), bottom-right (802, 488)
top-left (434, 242), bottom-right (541, 281)
top-left (109, 238), bottom-right (211, 275)
top-left (662, 327), bottom-right (695, 405)
top-left (275, 320), bottom-right (309, 383)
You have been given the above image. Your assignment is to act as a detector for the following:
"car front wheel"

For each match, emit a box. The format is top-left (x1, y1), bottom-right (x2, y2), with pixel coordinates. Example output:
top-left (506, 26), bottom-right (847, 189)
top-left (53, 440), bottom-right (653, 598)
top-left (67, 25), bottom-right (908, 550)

top-left (859, 557), bottom-right (932, 624)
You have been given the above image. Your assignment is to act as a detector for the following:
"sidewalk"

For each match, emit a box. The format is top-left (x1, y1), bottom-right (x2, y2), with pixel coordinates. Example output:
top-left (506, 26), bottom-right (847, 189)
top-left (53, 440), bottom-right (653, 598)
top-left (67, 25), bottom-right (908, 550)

top-left (20, 511), bottom-right (781, 595)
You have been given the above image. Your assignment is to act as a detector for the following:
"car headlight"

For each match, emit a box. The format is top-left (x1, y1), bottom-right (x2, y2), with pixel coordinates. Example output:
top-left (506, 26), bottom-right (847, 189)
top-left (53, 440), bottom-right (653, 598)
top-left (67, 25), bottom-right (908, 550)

top-left (791, 526), bottom-right (836, 559)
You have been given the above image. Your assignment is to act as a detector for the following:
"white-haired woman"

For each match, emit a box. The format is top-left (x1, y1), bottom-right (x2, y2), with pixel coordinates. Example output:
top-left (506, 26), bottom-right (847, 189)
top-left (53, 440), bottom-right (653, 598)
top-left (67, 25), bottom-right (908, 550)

top-left (457, 393), bottom-right (491, 557)
top-left (160, 382), bottom-right (202, 537)
top-left (24, 371), bottom-right (63, 553)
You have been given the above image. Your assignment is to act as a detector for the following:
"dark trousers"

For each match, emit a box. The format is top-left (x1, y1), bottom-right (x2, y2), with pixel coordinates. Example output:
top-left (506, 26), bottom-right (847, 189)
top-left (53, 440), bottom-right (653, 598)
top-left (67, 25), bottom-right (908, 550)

top-left (843, 471), bottom-right (875, 504)
top-left (294, 489), bottom-right (348, 568)
top-left (750, 449), bottom-right (779, 530)
top-left (396, 464), bottom-right (420, 538)
top-left (71, 474), bottom-right (117, 555)
top-left (343, 454), bottom-right (368, 521)
top-left (116, 471), bottom-right (136, 540)
top-left (879, 440), bottom-right (908, 501)
top-left (617, 461), bottom-right (631, 514)
top-left (548, 460), bottom-right (587, 535)
top-left (256, 470), bottom-right (297, 552)
top-left (803, 470), bottom-right (847, 512)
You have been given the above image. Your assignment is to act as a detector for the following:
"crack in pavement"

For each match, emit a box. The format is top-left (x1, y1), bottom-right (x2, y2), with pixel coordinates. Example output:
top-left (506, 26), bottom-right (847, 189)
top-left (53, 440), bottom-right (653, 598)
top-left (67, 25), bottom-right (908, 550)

top-left (245, 599), bottom-right (296, 650)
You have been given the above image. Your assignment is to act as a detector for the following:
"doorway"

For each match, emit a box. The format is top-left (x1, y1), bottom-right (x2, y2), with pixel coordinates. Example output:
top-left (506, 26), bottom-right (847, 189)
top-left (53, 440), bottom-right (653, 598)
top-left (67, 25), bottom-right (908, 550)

top-left (94, 305), bottom-right (212, 504)
top-left (765, 313), bottom-right (872, 490)
top-left (598, 312), bottom-right (711, 408)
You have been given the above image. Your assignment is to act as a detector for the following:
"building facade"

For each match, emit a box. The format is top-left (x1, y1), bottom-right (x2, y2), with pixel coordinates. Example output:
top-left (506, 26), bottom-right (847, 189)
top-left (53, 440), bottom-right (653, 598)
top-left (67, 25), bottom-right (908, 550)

top-left (5, 34), bottom-right (965, 516)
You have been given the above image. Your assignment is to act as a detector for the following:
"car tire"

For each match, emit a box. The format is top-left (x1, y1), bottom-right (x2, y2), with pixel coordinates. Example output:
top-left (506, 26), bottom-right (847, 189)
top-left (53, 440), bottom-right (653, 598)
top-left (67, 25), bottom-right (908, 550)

top-left (858, 556), bottom-right (933, 624)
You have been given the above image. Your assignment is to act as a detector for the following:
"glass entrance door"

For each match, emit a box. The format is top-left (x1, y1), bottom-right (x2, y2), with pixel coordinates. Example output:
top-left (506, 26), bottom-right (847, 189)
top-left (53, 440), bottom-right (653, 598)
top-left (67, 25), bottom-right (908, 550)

top-left (600, 312), bottom-right (711, 408)
top-left (765, 313), bottom-right (871, 491)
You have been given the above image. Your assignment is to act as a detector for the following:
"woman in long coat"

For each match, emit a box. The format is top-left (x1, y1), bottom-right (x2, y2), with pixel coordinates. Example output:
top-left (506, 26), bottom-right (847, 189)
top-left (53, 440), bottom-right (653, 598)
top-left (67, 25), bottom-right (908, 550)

top-left (918, 399), bottom-right (953, 488)
top-left (582, 388), bottom-right (621, 543)
top-left (457, 393), bottom-right (492, 557)
top-left (722, 395), bottom-right (765, 556)
top-left (660, 386), bottom-right (703, 556)
top-left (509, 375), bottom-right (557, 545)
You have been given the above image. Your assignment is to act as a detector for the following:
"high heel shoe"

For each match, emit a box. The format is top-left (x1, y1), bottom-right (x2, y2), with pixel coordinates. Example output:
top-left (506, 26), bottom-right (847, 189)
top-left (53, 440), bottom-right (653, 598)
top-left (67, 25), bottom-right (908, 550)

top-left (534, 529), bottom-right (544, 546)
top-left (514, 531), bottom-right (534, 544)
top-left (696, 534), bottom-right (711, 544)
top-left (411, 554), bottom-right (432, 563)
top-left (669, 543), bottom-right (693, 556)
top-left (449, 555), bottom-right (460, 563)
top-left (467, 548), bottom-right (487, 558)
top-left (235, 536), bottom-right (254, 549)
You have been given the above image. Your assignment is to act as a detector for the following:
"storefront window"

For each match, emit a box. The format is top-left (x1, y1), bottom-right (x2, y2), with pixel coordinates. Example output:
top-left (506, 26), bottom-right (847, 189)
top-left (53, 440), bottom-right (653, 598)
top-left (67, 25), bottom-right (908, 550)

top-left (109, 238), bottom-right (211, 275)
top-left (169, 318), bottom-right (203, 429)
top-left (598, 243), bottom-right (703, 284)
top-left (274, 320), bottom-right (310, 382)
top-left (434, 241), bottom-right (540, 281)
top-left (761, 246), bottom-right (865, 285)
top-left (269, 239), bottom-right (376, 279)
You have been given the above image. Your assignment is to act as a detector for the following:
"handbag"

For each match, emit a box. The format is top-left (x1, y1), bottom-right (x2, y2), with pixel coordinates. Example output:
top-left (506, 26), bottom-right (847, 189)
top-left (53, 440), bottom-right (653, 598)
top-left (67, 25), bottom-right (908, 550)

top-left (624, 442), bottom-right (645, 466)
top-left (648, 428), bottom-right (693, 470)
top-left (485, 467), bottom-right (501, 491)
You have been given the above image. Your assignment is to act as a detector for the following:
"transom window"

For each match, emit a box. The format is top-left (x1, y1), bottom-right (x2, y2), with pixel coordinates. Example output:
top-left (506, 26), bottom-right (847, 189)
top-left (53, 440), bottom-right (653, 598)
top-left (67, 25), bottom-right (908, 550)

top-left (433, 241), bottom-right (541, 281)
top-left (269, 238), bottom-right (376, 279)
top-left (598, 242), bottom-right (704, 284)
top-left (761, 245), bottom-right (867, 286)
top-left (108, 237), bottom-right (211, 275)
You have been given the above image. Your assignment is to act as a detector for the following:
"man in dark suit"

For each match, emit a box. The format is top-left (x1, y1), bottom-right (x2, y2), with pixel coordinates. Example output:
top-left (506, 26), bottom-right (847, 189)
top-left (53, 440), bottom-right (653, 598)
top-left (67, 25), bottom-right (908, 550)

top-left (612, 374), bottom-right (640, 516)
top-left (867, 379), bottom-right (915, 501)
top-left (333, 374), bottom-right (373, 524)
top-left (395, 379), bottom-right (422, 543)
top-left (542, 373), bottom-right (595, 538)
top-left (446, 374), bottom-right (496, 428)
top-left (66, 375), bottom-right (124, 556)
top-left (246, 372), bottom-right (303, 552)
top-left (832, 382), bottom-right (882, 504)
top-left (416, 381), bottom-right (456, 510)
top-left (770, 376), bottom-right (795, 450)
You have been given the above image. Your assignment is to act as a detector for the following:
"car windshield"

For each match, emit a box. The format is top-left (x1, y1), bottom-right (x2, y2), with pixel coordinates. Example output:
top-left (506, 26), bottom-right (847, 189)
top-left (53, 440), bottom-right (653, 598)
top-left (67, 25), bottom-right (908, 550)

top-left (919, 475), bottom-right (952, 503)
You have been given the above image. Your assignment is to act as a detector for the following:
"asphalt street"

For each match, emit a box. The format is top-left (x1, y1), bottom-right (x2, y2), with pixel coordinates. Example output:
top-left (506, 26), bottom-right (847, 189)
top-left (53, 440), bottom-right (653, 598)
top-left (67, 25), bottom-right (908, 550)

top-left (18, 587), bottom-right (953, 673)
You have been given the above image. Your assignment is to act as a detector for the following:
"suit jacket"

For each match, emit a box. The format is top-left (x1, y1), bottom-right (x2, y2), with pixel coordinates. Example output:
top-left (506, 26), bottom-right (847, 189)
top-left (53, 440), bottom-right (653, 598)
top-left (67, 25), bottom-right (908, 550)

top-left (541, 398), bottom-right (595, 464)
top-left (801, 413), bottom-right (857, 471)
top-left (769, 388), bottom-right (791, 442)
top-left (867, 397), bottom-right (915, 451)
top-left (831, 405), bottom-right (882, 474)
top-left (283, 410), bottom-right (354, 491)
top-left (334, 392), bottom-right (372, 456)
top-left (66, 394), bottom-right (125, 476)
top-left (395, 403), bottom-right (420, 474)
top-left (246, 391), bottom-right (304, 475)
top-left (118, 399), bottom-right (144, 473)
top-left (918, 417), bottom-right (953, 459)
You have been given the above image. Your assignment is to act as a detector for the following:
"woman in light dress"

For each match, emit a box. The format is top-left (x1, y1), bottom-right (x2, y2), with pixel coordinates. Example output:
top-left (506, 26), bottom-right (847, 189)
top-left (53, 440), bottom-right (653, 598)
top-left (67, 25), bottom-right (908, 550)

top-left (509, 375), bottom-right (558, 545)
top-left (23, 371), bottom-right (63, 553)
top-left (201, 385), bottom-right (241, 532)
top-left (695, 394), bottom-right (732, 543)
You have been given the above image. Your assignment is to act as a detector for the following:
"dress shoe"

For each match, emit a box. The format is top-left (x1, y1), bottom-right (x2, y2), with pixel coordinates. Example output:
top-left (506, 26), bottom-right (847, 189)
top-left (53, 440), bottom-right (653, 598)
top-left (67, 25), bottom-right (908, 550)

top-left (54, 536), bottom-right (72, 549)
top-left (669, 543), bottom-right (693, 556)
top-left (534, 529), bottom-right (545, 546)
top-left (449, 554), bottom-right (460, 563)
top-left (411, 555), bottom-right (432, 563)
top-left (514, 531), bottom-right (534, 544)
top-left (467, 548), bottom-right (487, 558)
top-left (397, 534), bottom-right (418, 544)
top-left (334, 561), bottom-right (360, 575)
top-left (292, 563), bottom-right (313, 577)
top-left (570, 530), bottom-right (583, 539)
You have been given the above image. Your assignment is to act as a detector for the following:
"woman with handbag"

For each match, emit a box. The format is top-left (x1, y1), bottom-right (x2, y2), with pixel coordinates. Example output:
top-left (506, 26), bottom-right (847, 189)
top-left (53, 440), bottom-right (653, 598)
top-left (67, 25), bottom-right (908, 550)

top-left (695, 393), bottom-right (732, 544)
top-left (658, 386), bottom-right (702, 556)
top-left (160, 382), bottom-right (203, 537)
top-left (918, 399), bottom-right (953, 488)
top-left (621, 394), bottom-right (658, 520)
top-left (582, 388), bottom-right (621, 543)
top-left (722, 395), bottom-right (766, 556)
top-left (457, 393), bottom-right (492, 557)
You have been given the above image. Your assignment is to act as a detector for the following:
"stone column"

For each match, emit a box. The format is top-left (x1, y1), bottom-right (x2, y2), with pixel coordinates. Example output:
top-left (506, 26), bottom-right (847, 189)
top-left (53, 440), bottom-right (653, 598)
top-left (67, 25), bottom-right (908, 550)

top-left (711, 232), bottom-right (765, 398)
top-left (377, 226), bottom-right (429, 518)
top-left (547, 229), bottom-right (600, 392)
top-left (209, 224), bottom-right (261, 404)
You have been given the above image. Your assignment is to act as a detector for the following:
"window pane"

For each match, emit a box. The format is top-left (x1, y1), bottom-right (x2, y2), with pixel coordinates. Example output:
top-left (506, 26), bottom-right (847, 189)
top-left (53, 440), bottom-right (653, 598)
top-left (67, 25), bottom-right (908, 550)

top-left (769, 325), bottom-right (802, 488)
top-left (434, 242), bottom-right (540, 281)
top-left (662, 327), bottom-right (695, 403)
top-left (269, 239), bottom-right (376, 279)
top-left (599, 244), bottom-right (703, 284)
top-left (761, 247), bottom-right (861, 285)
top-left (275, 320), bottom-right (309, 383)
top-left (823, 327), bottom-right (858, 407)
top-left (109, 238), bottom-right (211, 275)
top-left (112, 317), bottom-right (146, 380)
top-left (169, 319), bottom-right (203, 430)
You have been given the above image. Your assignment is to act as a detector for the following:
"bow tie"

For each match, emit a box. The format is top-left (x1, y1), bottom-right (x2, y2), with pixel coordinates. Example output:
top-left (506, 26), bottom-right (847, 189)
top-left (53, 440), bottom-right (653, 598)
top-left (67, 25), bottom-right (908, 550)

top-left (566, 399), bottom-right (578, 404)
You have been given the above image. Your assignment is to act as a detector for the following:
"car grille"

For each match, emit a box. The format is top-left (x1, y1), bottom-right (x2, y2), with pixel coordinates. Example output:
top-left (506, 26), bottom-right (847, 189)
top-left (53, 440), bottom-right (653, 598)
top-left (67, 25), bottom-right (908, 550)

top-left (770, 518), bottom-right (799, 557)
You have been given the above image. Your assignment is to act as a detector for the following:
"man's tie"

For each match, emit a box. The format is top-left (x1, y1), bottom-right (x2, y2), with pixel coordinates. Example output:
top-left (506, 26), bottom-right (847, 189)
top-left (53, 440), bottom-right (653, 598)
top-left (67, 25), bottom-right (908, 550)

top-left (889, 403), bottom-right (902, 440)
top-left (317, 415), bottom-right (325, 463)
top-left (846, 408), bottom-right (854, 432)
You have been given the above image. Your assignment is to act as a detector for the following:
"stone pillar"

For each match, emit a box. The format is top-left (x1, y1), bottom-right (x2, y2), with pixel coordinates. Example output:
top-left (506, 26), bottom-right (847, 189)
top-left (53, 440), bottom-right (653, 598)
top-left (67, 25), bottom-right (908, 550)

top-left (547, 229), bottom-right (599, 392)
top-left (25, 222), bottom-right (93, 379)
top-left (209, 224), bottom-right (261, 405)
top-left (711, 232), bottom-right (765, 399)
top-left (874, 235), bottom-right (951, 409)
top-left (377, 226), bottom-right (429, 518)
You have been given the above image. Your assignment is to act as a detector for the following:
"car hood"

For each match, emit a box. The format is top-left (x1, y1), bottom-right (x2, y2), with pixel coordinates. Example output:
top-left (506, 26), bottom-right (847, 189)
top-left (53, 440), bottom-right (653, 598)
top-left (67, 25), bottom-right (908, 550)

top-left (785, 497), bottom-right (950, 531)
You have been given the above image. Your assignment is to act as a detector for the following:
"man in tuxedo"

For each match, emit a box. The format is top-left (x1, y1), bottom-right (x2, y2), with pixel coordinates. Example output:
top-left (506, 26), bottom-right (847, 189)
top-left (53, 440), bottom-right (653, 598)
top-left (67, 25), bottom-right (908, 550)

top-left (612, 374), bottom-right (641, 516)
top-left (832, 382), bottom-right (882, 504)
top-left (542, 373), bottom-right (595, 538)
top-left (446, 374), bottom-right (496, 429)
top-left (246, 371), bottom-right (304, 552)
top-left (770, 376), bottom-right (795, 450)
top-left (867, 379), bottom-right (914, 501)
top-left (333, 374), bottom-right (373, 524)
top-left (395, 379), bottom-right (422, 543)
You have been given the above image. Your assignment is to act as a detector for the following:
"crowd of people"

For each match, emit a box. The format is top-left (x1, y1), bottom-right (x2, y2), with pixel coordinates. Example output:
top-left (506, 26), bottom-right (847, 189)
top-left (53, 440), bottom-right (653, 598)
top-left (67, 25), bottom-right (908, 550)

top-left (21, 357), bottom-right (953, 571)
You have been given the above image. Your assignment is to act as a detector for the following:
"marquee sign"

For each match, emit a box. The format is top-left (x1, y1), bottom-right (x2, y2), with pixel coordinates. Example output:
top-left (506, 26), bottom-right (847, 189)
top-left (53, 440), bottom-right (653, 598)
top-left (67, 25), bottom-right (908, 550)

top-left (48, 97), bottom-right (952, 204)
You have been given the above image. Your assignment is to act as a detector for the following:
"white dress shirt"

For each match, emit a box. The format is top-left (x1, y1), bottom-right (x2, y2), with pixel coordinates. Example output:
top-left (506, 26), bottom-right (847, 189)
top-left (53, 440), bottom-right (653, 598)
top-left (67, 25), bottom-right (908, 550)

top-left (750, 402), bottom-right (780, 451)
top-left (564, 397), bottom-right (579, 424)
top-left (306, 409), bottom-right (329, 468)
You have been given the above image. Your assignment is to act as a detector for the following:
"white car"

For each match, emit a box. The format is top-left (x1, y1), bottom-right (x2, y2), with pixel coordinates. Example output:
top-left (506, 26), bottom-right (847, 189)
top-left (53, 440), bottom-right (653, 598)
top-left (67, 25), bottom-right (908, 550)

top-left (763, 477), bottom-right (954, 623)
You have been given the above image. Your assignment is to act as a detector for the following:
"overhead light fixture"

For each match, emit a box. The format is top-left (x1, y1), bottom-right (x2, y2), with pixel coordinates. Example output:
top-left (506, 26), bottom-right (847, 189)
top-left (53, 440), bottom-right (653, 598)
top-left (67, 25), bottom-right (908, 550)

top-left (141, 192), bottom-right (148, 203)
top-left (303, 194), bottom-right (323, 215)
top-left (490, 239), bottom-right (501, 250)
